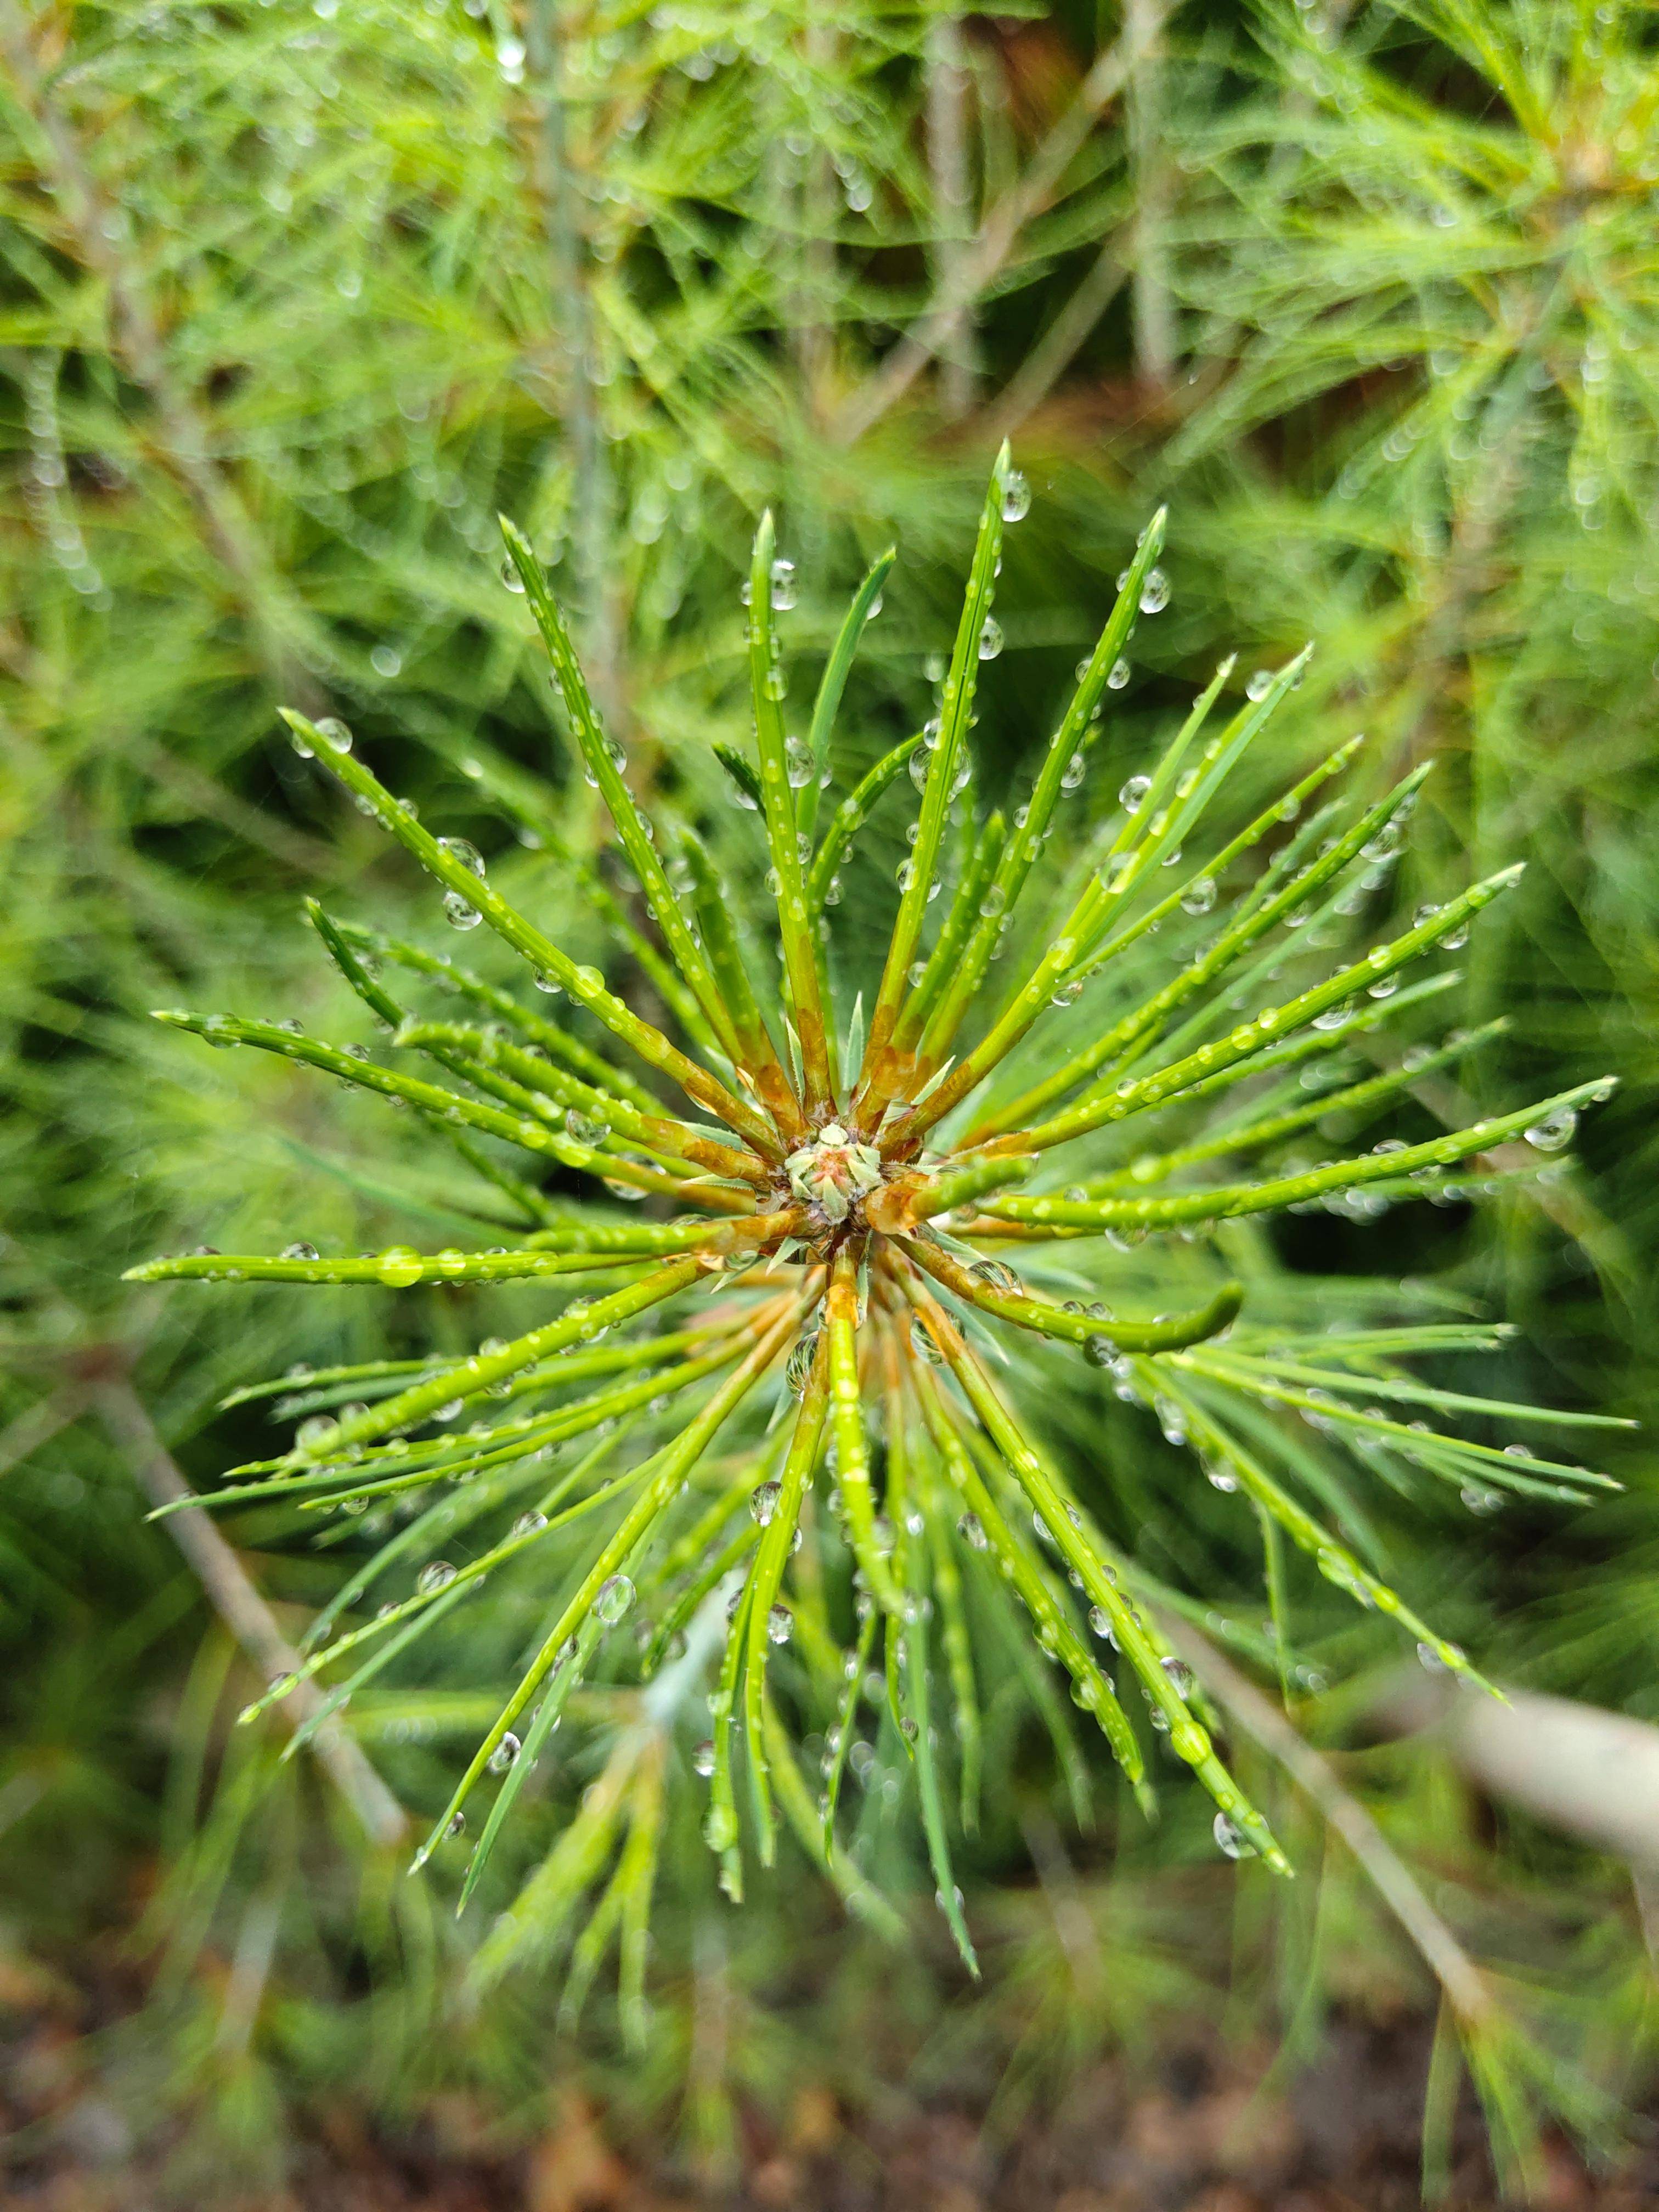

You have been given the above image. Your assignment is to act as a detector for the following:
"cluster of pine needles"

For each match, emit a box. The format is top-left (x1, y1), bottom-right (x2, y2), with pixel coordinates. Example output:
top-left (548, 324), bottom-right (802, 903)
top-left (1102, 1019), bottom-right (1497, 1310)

top-left (126, 449), bottom-right (1627, 1999)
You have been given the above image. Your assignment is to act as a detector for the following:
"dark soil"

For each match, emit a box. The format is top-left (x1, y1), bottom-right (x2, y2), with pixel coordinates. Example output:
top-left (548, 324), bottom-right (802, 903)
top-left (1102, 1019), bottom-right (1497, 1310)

top-left (3, 1948), bottom-right (1654, 2212)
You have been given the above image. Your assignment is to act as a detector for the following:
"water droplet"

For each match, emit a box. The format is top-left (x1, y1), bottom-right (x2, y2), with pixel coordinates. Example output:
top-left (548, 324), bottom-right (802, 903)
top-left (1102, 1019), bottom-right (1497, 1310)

top-left (512, 1510), bottom-right (548, 1538)
top-left (1460, 1485), bottom-right (1502, 1515)
top-left (418, 1561), bottom-right (458, 1594)
top-left (1524, 1106), bottom-right (1577, 1153)
top-left (313, 716), bottom-right (353, 753)
top-left (1180, 876), bottom-right (1217, 916)
top-left (1213, 1811), bottom-right (1255, 1860)
top-left (977, 616), bottom-right (1003, 662)
top-left (595, 1573), bottom-right (634, 1624)
top-left (1001, 471), bottom-right (1031, 523)
top-left (692, 1739), bottom-right (716, 1778)
top-left (445, 1811), bottom-right (466, 1838)
top-left (957, 1511), bottom-right (987, 1551)
top-left (489, 1731), bottom-right (521, 1771)
top-left (766, 1603), bottom-right (793, 1645)
top-left (1245, 669), bottom-right (1274, 702)
top-left (443, 891), bottom-right (482, 929)
top-left (500, 555), bottom-right (525, 594)
top-left (296, 1415), bottom-right (339, 1454)
top-left (769, 556), bottom-right (797, 611)
top-left (1159, 1655), bottom-right (1194, 1696)
top-left (703, 1801), bottom-right (738, 1850)
top-left (751, 1479), bottom-right (782, 1526)
top-left (376, 1246), bottom-right (424, 1286)
top-left (785, 1331), bottom-right (820, 1396)
top-left (1119, 773), bottom-right (1152, 811)
top-left (1138, 567), bottom-right (1170, 614)
top-left (1060, 751), bottom-right (1087, 792)
top-left (437, 835), bottom-right (486, 878)
top-left (281, 1242), bottom-right (321, 1262)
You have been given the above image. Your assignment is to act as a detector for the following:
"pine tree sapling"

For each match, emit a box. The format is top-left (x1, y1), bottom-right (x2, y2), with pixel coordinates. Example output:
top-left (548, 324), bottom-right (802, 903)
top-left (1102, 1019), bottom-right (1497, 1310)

top-left (131, 449), bottom-right (1622, 1969)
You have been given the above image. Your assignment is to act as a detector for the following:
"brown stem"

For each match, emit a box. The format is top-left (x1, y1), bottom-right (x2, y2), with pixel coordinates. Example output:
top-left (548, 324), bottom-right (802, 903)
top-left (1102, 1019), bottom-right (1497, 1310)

top-left (1124, 0), bottom-right (1175, 391)
top-left (1159, 1614), bottom-right (1498, 2028)
top-left (0, 1386), bottom-right (84, 1480)
top-left (983, 241), bottom-right (1127, 441)
top-left (524, 0), bottom-right (621, 730)
top-left (95, 1381), bottom-right (407, 1848)
top-left (832, 25), bottom-right (1145, 444)
top-left (926, 15), bottom-right (977, 419)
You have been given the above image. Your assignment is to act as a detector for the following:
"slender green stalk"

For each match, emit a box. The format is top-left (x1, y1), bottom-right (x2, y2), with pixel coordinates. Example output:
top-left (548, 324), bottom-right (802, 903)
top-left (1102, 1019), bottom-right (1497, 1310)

top-left (802, 549), bottom-right (897, 839)
top-left (857, 445), bottom-right (1012, 1108)
top-left (279, 713), bottom-right (777, 1153)
top-left (747, 511), bottom-right (832, 1112)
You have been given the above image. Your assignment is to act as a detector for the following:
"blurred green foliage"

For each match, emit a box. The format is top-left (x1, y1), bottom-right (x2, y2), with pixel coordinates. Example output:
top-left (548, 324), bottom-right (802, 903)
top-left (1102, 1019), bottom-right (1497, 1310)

top-left (1, 0), bottom-right (1655, 2194)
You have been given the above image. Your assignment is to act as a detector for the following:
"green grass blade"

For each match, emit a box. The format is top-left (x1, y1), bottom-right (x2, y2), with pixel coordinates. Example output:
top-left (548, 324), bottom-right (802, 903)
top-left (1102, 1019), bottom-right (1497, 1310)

top-left (800, 548), bottom-right (896, 840)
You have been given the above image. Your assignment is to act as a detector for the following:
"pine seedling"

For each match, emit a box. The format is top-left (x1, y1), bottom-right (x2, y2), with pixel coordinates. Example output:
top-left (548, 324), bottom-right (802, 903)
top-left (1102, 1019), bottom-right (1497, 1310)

top-left (132, 449), bottom-right (1623, 1972)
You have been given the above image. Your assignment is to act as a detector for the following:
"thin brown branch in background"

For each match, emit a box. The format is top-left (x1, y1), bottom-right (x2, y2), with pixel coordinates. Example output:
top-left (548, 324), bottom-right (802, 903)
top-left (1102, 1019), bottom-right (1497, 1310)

top-left (527, 0), bottom-right (621, 729)
top-left (95, 1381), bottom-right (408, 1849)
top-left (1125, 0), bottom-right (1175, 390)
top-left (833, 27), bottom-right (1143, 444)
top-left (984, 241), bottom-right (1127, 440)
top-left (0, 1388), bottom-right (83, 1484)
top-left (926, 15), bottom-right (977, 421)
top-left (1161, 1613), bottom-right (1498, 2028)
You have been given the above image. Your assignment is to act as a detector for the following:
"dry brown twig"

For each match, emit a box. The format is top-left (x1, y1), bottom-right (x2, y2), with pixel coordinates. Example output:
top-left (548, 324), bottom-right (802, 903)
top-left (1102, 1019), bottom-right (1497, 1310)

top-left (94, 1379), bottom-right (408, 1848)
